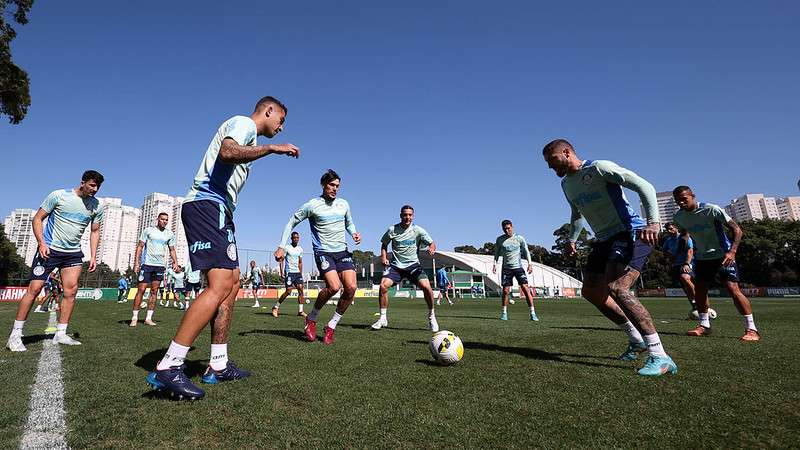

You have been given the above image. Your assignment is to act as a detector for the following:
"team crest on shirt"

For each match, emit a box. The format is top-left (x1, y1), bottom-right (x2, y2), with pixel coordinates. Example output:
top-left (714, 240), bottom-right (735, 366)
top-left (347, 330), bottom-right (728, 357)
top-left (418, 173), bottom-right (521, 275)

top-left (33, 265), bottom-right (45, 276)
top-left (582, 173), bottom-right (593, 186)
top-left (226, 243), bottom-right (237, 261)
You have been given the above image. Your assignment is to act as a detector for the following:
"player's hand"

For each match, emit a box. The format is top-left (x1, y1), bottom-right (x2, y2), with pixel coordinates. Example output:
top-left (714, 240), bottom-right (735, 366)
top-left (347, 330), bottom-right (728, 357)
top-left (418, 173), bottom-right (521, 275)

top-left (171, 261), bottom-right (179, 272)
top-left (353, 232), bottom-right (362, 245)
top-left (527, 264), bottom-right (533, 274)
top-left (381, 257), bottom-right (390, 267)
top-left (38, 243), bottom-right (50, 260)
top-left (638, 222), bottom-right (660, 246)
top-left (270, 143), bottom-right (300, 158)
top-left (88, 259), bottom-right (97, 273)
top-left (492, 265), bottom-right (497, 274)
top-left (134, 263), bottom-right (140, 274)
top-left (722, 251), bottom-right (736, 267)
top-left (565, 242), bottom-right (578, 257)
top-left (428, 242), bottom-right (437, 256)
top-left (681, 264), bottom-right (692, 274)
top-left (274, 247), bottom-right (285, 261)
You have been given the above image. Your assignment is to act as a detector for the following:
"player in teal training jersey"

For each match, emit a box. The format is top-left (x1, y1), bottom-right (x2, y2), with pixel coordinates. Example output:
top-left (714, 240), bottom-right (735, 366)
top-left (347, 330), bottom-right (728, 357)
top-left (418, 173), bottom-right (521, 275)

top-left (131, 212), bottom-right (178, 327)
top-left (6, 170), bottom-right (104, 352)
top-left (273, 232), bottom-right (307, 318)
top-left (371, 205), bottom-right (439, 332)
top-left (493, 219), bottom-right (538, 322)
top-left (672, 186), bottom-right (760, 341)
top-left (543, 139), bottom-right (676, 377)
top-left (276, 169), bottom-right (361, 345)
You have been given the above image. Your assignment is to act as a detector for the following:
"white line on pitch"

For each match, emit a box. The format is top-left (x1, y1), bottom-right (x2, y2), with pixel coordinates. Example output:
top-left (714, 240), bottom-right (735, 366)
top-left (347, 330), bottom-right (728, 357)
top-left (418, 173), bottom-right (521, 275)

top-left (20, 340), bottom-right (68, 450)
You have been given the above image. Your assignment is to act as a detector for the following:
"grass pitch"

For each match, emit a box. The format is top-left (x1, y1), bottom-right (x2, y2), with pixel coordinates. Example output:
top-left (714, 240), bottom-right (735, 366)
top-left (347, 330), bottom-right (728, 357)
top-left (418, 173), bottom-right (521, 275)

top-left (1, 296), bottom-right (799, 449)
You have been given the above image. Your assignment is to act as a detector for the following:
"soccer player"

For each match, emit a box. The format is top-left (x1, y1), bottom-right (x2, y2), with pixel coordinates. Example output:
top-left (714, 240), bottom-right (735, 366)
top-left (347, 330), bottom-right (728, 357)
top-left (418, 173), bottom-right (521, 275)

top-left (146, 96), bottom-right (299, 400)
top-left (276, 169), bottom-right (361, 345)
top-left (117, 275), bottom-right (128, 303)
top-left (661, 222), bottom-right (699, 316)
top-left (130, 212), bottom-right (178, 327)
top-left (371, 205), bottom-right (439, 332)
top-left (243, 260), bottom-right (263, 308)
top-left (5, 170), bottom-right (104, 352)
top-left (33, 268), bottom-right (61, 313)
top-left (543, 139), bottom-right (677, 377)
top-left (672, 186), bottom-right (760, 340)
top-left (435, 267), bottom-right (453, 306)
top-left (185, 264), bottom-right (201, 305)
top-left (169, 265), bottom-right (188, 309)
top-left (273, 231), bottom-right (307, 318)
top-left (493, 220), bottom-right (538, 321)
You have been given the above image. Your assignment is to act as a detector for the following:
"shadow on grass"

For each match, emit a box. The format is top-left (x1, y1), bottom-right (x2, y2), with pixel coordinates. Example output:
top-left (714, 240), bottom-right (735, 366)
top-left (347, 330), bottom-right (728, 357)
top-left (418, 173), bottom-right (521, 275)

top-left (550, 326), bottom-right (689, 338)
top-left (21, 334), bottom-right (53, 345)
top-left (414, 359), bottom-right (442, 366)
top-left (134, 348), bottom-right (206, 377)
top-left (238, 328), bottom-right (308, 342)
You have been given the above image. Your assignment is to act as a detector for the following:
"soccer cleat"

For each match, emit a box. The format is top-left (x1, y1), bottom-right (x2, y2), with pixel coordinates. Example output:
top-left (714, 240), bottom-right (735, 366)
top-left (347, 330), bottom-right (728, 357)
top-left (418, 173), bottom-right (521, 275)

top-left (436, 300), bottom-right (441, 306)
top-left (6, 335), bottom-right (26, 352)
top-left (271, 307), bottom-right (279, 318)
top-left (619, 341), bottom-right (647, 361)
top-left (297, 311), bottom-right (307, 318)
top-left (687, 325), bottom-right (712, 337)
top-left (530, 313), bottom-right (539, 322)
top-left (201, 360), bottom-right (252, 384)
top-left (144, 320), bottom-right (157, 326)
top-left (52, 334), bottom-right (81, 345)
top-left (146, 364), bottom-right (205, 400)
top-left (740, 329), bottom-right (761, 341)
top-left (129, 319), bottom-right (138, 327)
top-left (304, 319), bottom-right (317, 342)
top-left (500, 312), bottom-right (508, 321)
top-left (371, 317), bottom-right (388, 330)
top-left (252, 303), bottom-right (261, 308)
top-left (159, 300), bottom-right (166, 307)
top-left (34, 306), bottom-right (44, 313)
top-left (429, 317), bottom-right (439, 332)
top-left (637, 355), bottom-right (678, 377)
top-left (322, 326), bottom-right (335, 345)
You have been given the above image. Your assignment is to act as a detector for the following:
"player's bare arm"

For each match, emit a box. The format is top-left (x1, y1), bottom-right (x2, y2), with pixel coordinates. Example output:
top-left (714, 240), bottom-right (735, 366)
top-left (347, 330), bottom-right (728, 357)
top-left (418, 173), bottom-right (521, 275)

top-left (219, 138), bottom-right (300, 164)
top-left (89, 222), bottom-right (100, 272)
top-left (32, 208), bottom-right (50, 259)
top-left (723, 219), bottom-right (743, 266)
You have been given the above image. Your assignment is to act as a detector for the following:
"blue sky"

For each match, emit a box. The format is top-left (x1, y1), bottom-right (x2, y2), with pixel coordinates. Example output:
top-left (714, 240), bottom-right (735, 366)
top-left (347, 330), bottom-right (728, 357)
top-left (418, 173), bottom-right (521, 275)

top-left (2, 1), bottom-right (799, 255)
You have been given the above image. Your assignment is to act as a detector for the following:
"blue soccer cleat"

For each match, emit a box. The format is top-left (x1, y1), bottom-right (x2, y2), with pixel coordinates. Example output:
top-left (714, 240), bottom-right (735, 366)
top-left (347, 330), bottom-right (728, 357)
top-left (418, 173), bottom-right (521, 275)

top-left (500, 312), bottom-right (508, 321)
top-left (530, 313), bottom-right (539, 322)
top-left (638, 355), bottom-right (678, 377)
top-left (201, 360), bottom-right (251, 384)
top-left (619, 341), bottom-right (647, 361)
top-left (146, 364), bottom-right (205, 400)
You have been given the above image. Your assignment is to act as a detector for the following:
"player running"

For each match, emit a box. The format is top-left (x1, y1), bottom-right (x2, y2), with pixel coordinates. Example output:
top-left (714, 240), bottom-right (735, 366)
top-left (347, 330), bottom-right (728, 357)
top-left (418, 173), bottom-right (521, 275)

top-left (117, 275), bottom-right (129, 303)
top-left (661, 222), bottom-right (701, 317)
top-left (276, 169), bottom-right (361, 345)
top-left (435, 267), bottom-right (453, 306)
top-left (493, 219), bottom-right (539, 322)
top-left (672, 186), bottom-right (760, 340)
top-left (130, 212), bottom-right (178, 327)
top-left (543, 139), bottom-right (677, 377)
top-left (146, 96), bottom-right (298, 400)
top-left (273, 231), bottom-right (307, 318)
top-left (371, 205), bottom-right (439, 332)
top-left (5, 170), bottom-right (104, 351)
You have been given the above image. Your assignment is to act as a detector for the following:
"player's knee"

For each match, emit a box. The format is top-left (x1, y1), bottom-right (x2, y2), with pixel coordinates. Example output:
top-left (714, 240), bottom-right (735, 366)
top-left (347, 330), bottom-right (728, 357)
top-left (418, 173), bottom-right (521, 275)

top-left (379, 285), bottom-right (388, 295)
top-left (342, 286), bottom-right (356, 298)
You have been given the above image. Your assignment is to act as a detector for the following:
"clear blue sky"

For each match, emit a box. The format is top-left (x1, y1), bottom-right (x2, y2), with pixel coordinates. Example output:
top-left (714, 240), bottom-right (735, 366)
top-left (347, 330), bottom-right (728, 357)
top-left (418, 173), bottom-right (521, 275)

top-left (2, 1), bottom-right (799, 254)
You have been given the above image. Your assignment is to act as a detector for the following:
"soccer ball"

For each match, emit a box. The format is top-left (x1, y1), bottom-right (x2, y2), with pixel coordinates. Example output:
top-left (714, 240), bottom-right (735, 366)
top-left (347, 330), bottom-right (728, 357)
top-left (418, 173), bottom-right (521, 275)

top-left (305, 299), bottom-right (310, 304)
top-left (509, 299), bottom-right (516, 305)
top-left (429, 330), bottom-right (464, 365)
top-left (688, 308), bottom-right (718, 320)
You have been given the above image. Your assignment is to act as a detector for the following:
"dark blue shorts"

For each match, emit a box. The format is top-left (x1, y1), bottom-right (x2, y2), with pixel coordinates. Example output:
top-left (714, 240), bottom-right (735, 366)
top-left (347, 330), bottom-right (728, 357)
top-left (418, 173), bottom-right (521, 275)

top-left (174, 287), bottom-right (186, 294)
top-left (30, 250), bottom-right (83, 281)
top-left (669, 264), bottom-right (695, 281)
top-left (285, 273), bottom-right (304, 287)
top-left (315, 250), bottom-right (355, 274)
top-left (138, 265), bottom-right (165, 284)
top-left (695, 259), bottom-right (740, 283)
top-left (186, 282), bottom-right (201, 293)
top-left (585, 231), bottom-right (652, 275)
top-left (501, 267), bottom-right (529, 287)
top-left (383, 264), bottom-right (428, 285)
top-left (182, 200), bottom-right (238, 271)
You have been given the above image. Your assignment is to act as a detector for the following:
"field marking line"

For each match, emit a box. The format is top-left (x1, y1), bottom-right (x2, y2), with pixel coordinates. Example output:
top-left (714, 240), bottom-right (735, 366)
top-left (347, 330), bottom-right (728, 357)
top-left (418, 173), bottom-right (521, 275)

top-left (20, 340), bottom-right (69, 450)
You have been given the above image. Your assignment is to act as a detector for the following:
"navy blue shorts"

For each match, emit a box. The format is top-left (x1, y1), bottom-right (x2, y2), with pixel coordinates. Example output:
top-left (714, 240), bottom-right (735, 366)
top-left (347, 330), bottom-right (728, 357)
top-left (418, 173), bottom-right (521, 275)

top-left (186, 282), bottom-right (201, 293)
top-left (695, 259), bottom-right (740, 283)
top-left (315, 250), bottom-right (355, 274)
top-left (174, 287), bottom-right (186, 294)
top-left (501, 267), bottom-right (529, 287)
top-left (383, 264), bottom-right (428, 285)
top-left (137, 265), bottom-right (165, 284)
top-left (182, 200), bottom-right (238, 271)
top-left (585, 231), bottom-right (652, 275)
top-left (285, 273), bottom-right (304, 287)
top-left (669, 264), bottom-right (695, 281)
top-left (30, 250), bottom-right (83, 281)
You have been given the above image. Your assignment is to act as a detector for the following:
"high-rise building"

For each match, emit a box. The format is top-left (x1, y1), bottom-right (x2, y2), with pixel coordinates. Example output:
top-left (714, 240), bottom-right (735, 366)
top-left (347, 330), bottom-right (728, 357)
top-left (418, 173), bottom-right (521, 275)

top-left (776, 196), bottom-right (800, 221)
top-left (137, 193), bottom-right (188, 267)
top-left (3, 209), bottom-right (38, 265)
top-left (92, 198), bottom-right (142, 271)
top-left (725, 194), bottom-right (780, 222)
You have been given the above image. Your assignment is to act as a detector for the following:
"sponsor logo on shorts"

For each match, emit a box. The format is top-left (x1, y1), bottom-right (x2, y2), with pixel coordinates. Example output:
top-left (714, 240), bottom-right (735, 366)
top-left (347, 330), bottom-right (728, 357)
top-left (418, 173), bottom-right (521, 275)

top-left (190, 241), bottom-right (212, 253)
top-left (341, 257), bottom-right (353, 263)
top-left (33, 265), bottom-right (45, 276)
top-left (320, 258), bottom-right (330, 270)
top-left (226, 243), bottom-right (237, 261)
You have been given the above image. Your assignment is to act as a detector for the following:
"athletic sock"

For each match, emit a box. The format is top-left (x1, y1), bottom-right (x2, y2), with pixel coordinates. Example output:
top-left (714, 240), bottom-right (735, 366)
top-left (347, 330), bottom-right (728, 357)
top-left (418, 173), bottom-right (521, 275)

top-left (380, 307), bottom-right (388, 319)
top-left (55, 323), bottom-right (68, 338)
top-left (273, 303), bottom-right (280, 310)
top-left (157, 341), bottom-right (190, 370)
top-left (11, 320), bottom-right (25, 336)
top-left (529, 306), bottom-right (536, 314)
top-left (699, 313), bottom-right (711, 328)
top-left (327, 312), bottom-right (343, 329)
top-left (428, 309), bottom-right (435, 319)
top-left (618, 321), bottom-right (644, 343)
top-left (643, 333), bottom-right (668, 357)
top-left (132, 310), bottom-right (140, 321)
top-left (210, 343), bottom-right (228, 370)
top-left (743, 314), bottom-right (757, 331)
top-left (298, 303), bottom-right (304, 313)
top-left (145, 310), bottom-right (154, 321)
top-left (502, 306), bottom-right (508, 314)
top-left (308, 309), bottom-right (320, 322)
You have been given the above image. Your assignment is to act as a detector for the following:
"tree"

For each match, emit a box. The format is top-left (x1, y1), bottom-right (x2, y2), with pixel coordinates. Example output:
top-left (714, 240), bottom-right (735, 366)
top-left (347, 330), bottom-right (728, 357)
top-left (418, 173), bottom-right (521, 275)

top-left (0, 224), bottom-right (30, 285)
top-left (1, 0), bottom-right (34, 124)
top-left (79, 262), bottom-right (123, 288)
top-left (454, 244), bottom-right (482, 254)
top-left (736, 219), bottom-right (800, 287)
top-left (351, 250), bottom-right (375, 266)
top-left (549, 224), bottom-right (591, 279)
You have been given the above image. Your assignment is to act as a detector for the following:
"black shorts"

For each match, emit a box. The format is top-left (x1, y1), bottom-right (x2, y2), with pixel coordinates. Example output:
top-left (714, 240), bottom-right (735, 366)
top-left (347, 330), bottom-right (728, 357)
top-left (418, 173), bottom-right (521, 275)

top-left (137, 265), bottom-right (165, 284)
top-left (383, 264), bottom-right (428, 285)
top-left (30, 250), bottom-right (83, 281)
top-left (285, 273), bottom-right (304, 287)
top-left (185, 282), bottom-right (200, 293)
top-left (669, 264), bottom-right (695, 281)
top-left (695, 259), bottom-right (740, 283)
top-left (501, 267), bottom-right (529, 287)
top-left (315, 250), bottom-right (355, 274)
top-left (182, 200), bottom-right (239, 271)
top-left (585, 231), bottom-right (652, 275)
top-left (174, 287), bottom-right (186, 294)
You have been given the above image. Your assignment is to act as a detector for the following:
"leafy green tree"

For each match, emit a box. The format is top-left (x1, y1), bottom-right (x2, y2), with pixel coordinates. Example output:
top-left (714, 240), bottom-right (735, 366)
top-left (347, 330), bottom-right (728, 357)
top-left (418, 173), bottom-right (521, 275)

top-left (79, 262), bottom-right (123, 288)
top-left (1, 0), bottom-right (34, 124)
top-left (737, 219), bottom-right (800, 287)
top-left (0, 224), bottom-right (30, 285)
top-left (352, 250), bottom-right (375, 266)
top-left (454, 244), bottom-right (482, 254)
top-left (549, 224), bottom-right (591, 279)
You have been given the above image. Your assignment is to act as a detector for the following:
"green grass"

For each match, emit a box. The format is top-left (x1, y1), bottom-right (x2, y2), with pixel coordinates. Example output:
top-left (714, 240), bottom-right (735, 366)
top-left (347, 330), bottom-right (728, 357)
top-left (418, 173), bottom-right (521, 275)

top-left (1, 297), bottom-right (799, 449)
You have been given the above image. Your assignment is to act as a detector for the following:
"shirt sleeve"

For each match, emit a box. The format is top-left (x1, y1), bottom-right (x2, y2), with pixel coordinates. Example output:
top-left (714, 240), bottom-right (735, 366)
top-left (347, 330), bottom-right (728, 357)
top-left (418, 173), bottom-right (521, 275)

top-left (167, 231), bottom-right (176, 247)
top-left (594, 160), bottom-right (659, 224)
top-left (686, 237), bottom-right (694, 249)
top-left (416, 226), bottom-right (433, 246)
top-left (711, 204), bottom-right (733, 224)
top-left (519, 236), bottom-right (532, 263)
top-left (280, 202), bottom-right (311, 247)
top-left (224, 116), bottom-right (256, 146)
top-left (380, 228), bottom-right (391, 248)
top-left (92, 204), bottom-right (104, 224)
top-left (40, 190), bottom-right (61, 214)
top-left (564, 191), bottom-right (586, 242)
top-left (493, 237), bottom-right (502, 262)
top-left (139, 229), bottom-right (148, 243)
top-left (344, 201), bottom-right (358, 237)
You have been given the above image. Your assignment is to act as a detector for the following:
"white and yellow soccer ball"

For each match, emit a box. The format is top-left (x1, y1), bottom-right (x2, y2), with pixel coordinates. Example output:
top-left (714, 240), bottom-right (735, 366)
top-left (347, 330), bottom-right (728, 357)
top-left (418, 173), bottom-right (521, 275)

top-left (688, 308), bottom-right (718, 320)
top-left (429, 330), bottom-right (464, 365)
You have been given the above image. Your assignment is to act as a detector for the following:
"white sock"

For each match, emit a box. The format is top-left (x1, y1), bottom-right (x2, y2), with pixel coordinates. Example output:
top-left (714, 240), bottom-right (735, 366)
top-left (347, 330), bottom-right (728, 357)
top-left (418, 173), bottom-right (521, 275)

top-left (298, 303), bottom-right (304, 313)
top-left (157, 341), bottom-right (190, 370)
top-left (12, 320), bottom-right (25, 336)
top-left (529, 306), bottom-right (536, 314)
top-left (55, 323), bottom-right (68, 338)
top-left (308, 308), bottom-right (320, 322)
top-left (132, 310), bottom-right (140, 321)
top-left (428, 309), bottom-right (435, 319)
top-left (643, 333), bottom-right (667, 357)
top-left (502, 306), bottom-right (508, 314)
top-left (145, 310), bottom-right (154, 321)
top-left (210, 343), bottom-right (228, 370)
top-left (328, 312), bottom-right (343, 329)
top-left (699, 313), bottom-right (711, 328)
top-left (380, 308), bottom-right (388, 319)
top-left (743, 314), bottom-right (757, 331)
top-left (618, 321), bottom-right (644, 343)
top-left (185, 300), bottom-right (191, 308)
top-left (273, 303), bottom-right (280, 309)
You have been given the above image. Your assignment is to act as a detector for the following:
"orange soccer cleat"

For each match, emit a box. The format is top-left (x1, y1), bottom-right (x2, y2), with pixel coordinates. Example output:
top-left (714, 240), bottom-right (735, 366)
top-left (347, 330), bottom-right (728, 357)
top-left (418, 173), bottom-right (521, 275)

top-left (740, 329), bottom-right (761, 341)
top-left (686, 325), bottom-right (712, 337)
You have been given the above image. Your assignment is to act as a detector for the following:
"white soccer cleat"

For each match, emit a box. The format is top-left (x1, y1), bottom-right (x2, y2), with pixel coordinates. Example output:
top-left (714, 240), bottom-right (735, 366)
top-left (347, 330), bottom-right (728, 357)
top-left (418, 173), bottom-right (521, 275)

top-left (252, 302), bottom-right (261, 308)
top-left (6, 335), bottom-right (26, 352)
top-left (53, 334), bottom-right (82, 346)
top-left (129, 319), bottom-right (138, 327)
top-left (371, 317), bottom-right (388, 330)
top-left (429, 317), bottom-right (440, 332)
top-left (144, 320), bottom-right (157, 326)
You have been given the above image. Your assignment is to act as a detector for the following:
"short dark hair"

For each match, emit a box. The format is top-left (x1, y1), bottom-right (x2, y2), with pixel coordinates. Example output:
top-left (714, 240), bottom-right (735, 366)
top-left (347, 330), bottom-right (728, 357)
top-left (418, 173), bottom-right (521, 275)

top-left (320, 169), bottom-right (340, 186)
top-left (82, 170), bottom-right (104, 184)
top-left (291, 231), bottom-right (300, 237)
top-left (542, 139), bottom-right (573, 155)
top-left (673, 185), bottom-right (692, 196)
top-left (401, 204), bottom-right (414, 212)
top-left (501, 219), bottom-right (512, 227)
top-left (254, 96), bottom-right (287, 114)
top-left (158, 212), bottom-right (169, 218)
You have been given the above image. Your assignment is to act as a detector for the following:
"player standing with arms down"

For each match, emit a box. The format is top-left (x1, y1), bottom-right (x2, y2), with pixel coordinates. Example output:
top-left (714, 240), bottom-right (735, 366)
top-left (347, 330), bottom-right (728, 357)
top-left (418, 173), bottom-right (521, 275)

top-left (493, 220), bottom-right (538, 322)
top-left (130, 212), bottom-right (178, 326)
top-left (273, 231), bottom-right (307, 318)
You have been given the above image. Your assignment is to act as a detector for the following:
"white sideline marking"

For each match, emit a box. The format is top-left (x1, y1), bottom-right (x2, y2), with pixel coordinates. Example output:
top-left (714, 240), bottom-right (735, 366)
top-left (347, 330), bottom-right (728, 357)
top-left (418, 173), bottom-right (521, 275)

top-left (20, 340), bottom-right (68, 450)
